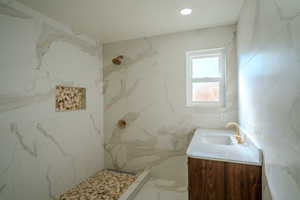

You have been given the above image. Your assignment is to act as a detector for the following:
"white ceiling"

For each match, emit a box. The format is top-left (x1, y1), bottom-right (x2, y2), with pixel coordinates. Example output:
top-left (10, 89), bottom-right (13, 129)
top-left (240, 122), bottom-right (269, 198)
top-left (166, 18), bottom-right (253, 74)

top-left (17, 0), bottom-right (244, 43)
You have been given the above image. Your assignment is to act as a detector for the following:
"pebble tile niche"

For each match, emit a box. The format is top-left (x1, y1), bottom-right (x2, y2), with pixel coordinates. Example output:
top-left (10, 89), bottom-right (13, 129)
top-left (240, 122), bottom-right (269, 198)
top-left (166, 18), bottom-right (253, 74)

top-left (55, 86), bottom-right (86, 112)
top-left (59, 170), bottom-right (137, 200)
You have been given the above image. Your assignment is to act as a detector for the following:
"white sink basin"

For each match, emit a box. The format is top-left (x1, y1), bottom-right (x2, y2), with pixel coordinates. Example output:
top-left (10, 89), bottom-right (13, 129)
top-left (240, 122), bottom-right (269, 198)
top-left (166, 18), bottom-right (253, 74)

top-left (200, 135), bottom-right (235, 145)
top-left (186, 129), bottom-right (262, 166)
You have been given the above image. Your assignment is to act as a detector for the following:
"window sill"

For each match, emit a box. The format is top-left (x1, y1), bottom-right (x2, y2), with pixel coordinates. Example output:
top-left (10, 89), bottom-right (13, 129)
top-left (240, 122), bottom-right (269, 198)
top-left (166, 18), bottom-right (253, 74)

top-left (185, 102), bottom-right (225, 108)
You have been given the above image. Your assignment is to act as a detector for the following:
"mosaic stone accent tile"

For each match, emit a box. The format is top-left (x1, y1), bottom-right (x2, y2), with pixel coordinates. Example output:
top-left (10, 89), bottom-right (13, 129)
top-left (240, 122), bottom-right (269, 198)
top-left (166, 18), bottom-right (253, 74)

top-left (55, 86), bottom-right (86, 112)
top-left (59, 170), bottom-right (137, 200)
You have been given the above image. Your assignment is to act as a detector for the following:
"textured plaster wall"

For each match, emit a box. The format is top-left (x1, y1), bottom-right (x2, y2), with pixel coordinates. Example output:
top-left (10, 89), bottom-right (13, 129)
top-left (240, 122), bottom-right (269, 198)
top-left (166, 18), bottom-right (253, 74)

top-left (237, 0), bottom-right (300, 199)
top-left (0, 1), bottom-right (104, 199)
top-left (103, 25), bottom-right (238, 193)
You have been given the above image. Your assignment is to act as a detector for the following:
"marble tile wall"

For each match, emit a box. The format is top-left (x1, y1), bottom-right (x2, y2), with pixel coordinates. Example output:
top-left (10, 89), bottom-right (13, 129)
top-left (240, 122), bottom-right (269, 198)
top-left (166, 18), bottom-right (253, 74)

top-left (237, 0), bottom-right (300, 199)
top-left (103, 25), bottom-right (238, 194)
top-left (0, 1), bottom-right (104, 199)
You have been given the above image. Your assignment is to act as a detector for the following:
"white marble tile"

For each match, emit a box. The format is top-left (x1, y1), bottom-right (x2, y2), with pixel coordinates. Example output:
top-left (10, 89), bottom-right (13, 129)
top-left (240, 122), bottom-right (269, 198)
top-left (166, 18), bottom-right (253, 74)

top-left (103, 26), bottom-right (239, 186)
top-left (0, 1), bottom-right (104, 199)
top-left (133, 178), bottom-right (187, 200)
top-left (238, 0), bottom-right (300, 199)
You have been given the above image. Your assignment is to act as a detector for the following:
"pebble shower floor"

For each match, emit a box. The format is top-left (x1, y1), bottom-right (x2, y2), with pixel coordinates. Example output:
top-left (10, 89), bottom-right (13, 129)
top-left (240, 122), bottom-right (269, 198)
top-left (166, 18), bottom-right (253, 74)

top-left (59, 170), bottom-right (137, 200)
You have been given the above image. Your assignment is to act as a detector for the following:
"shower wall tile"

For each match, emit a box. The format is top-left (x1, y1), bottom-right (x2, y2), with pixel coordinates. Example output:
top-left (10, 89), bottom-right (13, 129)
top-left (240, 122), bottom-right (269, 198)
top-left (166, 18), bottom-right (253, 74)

top-left (103, 25), bottom-right (238, 194)
top-left (0, 1), bottom-right (104, 199)
top-left (237, 0), bottom-right (300, 199)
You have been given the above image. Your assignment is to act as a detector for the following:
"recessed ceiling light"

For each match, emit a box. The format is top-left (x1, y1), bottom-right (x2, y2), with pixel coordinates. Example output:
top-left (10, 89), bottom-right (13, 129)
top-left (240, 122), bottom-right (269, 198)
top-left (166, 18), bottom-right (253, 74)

top-left (180, 8), bottom-right (192, 16)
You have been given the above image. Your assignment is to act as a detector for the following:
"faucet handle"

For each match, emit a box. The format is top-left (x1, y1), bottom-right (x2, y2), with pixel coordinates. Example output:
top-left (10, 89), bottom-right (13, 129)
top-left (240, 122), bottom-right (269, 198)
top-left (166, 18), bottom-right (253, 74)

top-left (235, 135), bottom-right (244, 144)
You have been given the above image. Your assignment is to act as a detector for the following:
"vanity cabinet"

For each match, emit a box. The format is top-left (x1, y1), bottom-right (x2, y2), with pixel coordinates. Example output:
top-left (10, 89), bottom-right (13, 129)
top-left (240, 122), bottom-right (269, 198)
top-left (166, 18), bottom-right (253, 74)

top-left (188, 157), bottom-right (261, 200)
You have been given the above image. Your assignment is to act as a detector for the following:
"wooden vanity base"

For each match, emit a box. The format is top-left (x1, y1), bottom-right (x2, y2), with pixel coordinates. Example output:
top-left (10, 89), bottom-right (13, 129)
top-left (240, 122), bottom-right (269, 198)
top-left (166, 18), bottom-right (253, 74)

top-left (188, 157), bottom-right (262, 200)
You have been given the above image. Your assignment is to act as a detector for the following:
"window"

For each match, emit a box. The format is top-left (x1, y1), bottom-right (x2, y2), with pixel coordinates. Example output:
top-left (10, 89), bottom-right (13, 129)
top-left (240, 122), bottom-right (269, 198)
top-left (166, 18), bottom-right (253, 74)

top-left (186, 48), bottom-right (226, 107)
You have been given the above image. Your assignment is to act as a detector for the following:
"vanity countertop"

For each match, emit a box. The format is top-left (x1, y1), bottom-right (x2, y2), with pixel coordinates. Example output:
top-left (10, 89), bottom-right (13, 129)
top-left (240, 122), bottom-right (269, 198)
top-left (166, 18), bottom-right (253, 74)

top-left (186, 128), bottom-right (262, 166)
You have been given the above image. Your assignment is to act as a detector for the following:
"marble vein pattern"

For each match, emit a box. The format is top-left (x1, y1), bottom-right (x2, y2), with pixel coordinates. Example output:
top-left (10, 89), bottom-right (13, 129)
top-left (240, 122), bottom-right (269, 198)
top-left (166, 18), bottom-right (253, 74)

top-left (0, 1), bottom-right (104, 199)
top-left (238, 0), bottom-right (300, 199)
top-left (104, 25), bottom-right (238, 193)
top-left (10, 123), bottom-right (38, 158)
top-left (103, 38), bottom-right (157, 79)
top-left (0, 2), bottom-right (31, 19)
top-left (274, 0), bottom-right (300, 20)
top-left (163, 80), bottom-right (175, 113)
top-left (0, 90), bottom-right (54, 114)
top-left (104, 112), bottom-right (194, 179)
top-left (0, 184), bottom-right (7, 194)
top-left (36, 24), bottom-right (97, 69)
top-left (1, 141), bottom-right (16, 171)
top-left (36, 123), bottom-right (68, 156)
top-left (89, 113), bottom-right (102, 137)
top-left (46, 167), bottom-right (57, 200)
top-left (105, 79), bottom-right (140, 111)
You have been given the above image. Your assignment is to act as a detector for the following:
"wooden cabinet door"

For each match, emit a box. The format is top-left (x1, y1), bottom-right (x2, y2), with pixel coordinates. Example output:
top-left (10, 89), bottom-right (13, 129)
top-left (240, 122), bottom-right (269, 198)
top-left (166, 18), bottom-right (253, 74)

top-left (225, 162), bottom-right (262, 200)
top-left (188, 158), bottom-right (225, 200)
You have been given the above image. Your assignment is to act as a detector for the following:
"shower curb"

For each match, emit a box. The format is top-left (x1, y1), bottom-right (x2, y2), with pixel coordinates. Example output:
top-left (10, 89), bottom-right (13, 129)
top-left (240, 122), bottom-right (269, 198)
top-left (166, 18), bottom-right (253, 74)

top-left (119, 170), bottom-right (151, 200)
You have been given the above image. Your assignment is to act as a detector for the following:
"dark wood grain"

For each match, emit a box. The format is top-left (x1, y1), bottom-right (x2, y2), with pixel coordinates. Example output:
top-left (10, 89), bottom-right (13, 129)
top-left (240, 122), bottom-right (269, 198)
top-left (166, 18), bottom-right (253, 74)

top-left (225, 162), bottom-right (262, 200)
top-left (188, 158), bottom-right (224, 200)
top-left (188, 158), bottom-right (262, 200)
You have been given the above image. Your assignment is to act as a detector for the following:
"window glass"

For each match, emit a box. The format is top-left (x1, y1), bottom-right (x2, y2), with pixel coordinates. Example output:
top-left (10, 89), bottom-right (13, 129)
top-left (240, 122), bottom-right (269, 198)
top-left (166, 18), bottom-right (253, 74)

top-left (192, 57), bottom-right (220, 78)
top-left (192, 82), bottom-right (220, 102)
top-left (186, 49), bottom-right (225, 106)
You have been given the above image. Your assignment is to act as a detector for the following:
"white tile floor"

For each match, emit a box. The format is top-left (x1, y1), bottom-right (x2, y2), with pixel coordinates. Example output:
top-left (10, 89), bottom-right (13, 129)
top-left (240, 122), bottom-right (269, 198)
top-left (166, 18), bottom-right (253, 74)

top-left (133, 178), bottom-right (188, 200)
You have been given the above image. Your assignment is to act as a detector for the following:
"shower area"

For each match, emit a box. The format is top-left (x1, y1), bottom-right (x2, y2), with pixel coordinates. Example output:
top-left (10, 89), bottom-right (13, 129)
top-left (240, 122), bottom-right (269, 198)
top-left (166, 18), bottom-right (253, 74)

top-left (59, 170), bottom-right (149, 200)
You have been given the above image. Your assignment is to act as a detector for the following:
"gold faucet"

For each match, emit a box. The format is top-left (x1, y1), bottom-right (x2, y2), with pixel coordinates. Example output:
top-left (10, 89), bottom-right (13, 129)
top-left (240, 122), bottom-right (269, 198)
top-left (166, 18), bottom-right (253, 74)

top-left (226, 122), bottom-right (244, 144)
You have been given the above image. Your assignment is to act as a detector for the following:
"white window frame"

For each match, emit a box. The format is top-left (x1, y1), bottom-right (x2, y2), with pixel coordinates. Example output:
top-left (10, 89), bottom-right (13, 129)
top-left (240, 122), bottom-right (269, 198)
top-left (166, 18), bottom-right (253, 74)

top-left (186, 48), bottom-right (226, 107)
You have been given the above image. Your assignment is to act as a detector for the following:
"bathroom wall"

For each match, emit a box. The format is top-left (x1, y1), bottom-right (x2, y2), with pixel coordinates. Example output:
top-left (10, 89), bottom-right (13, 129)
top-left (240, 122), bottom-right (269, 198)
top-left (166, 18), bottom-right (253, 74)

top-left (103, 25), bottom-right (238, 191)
top-left (0, 1), bottom-right (104, 199)
top-left (237, 0), bottom-right (300, 199)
